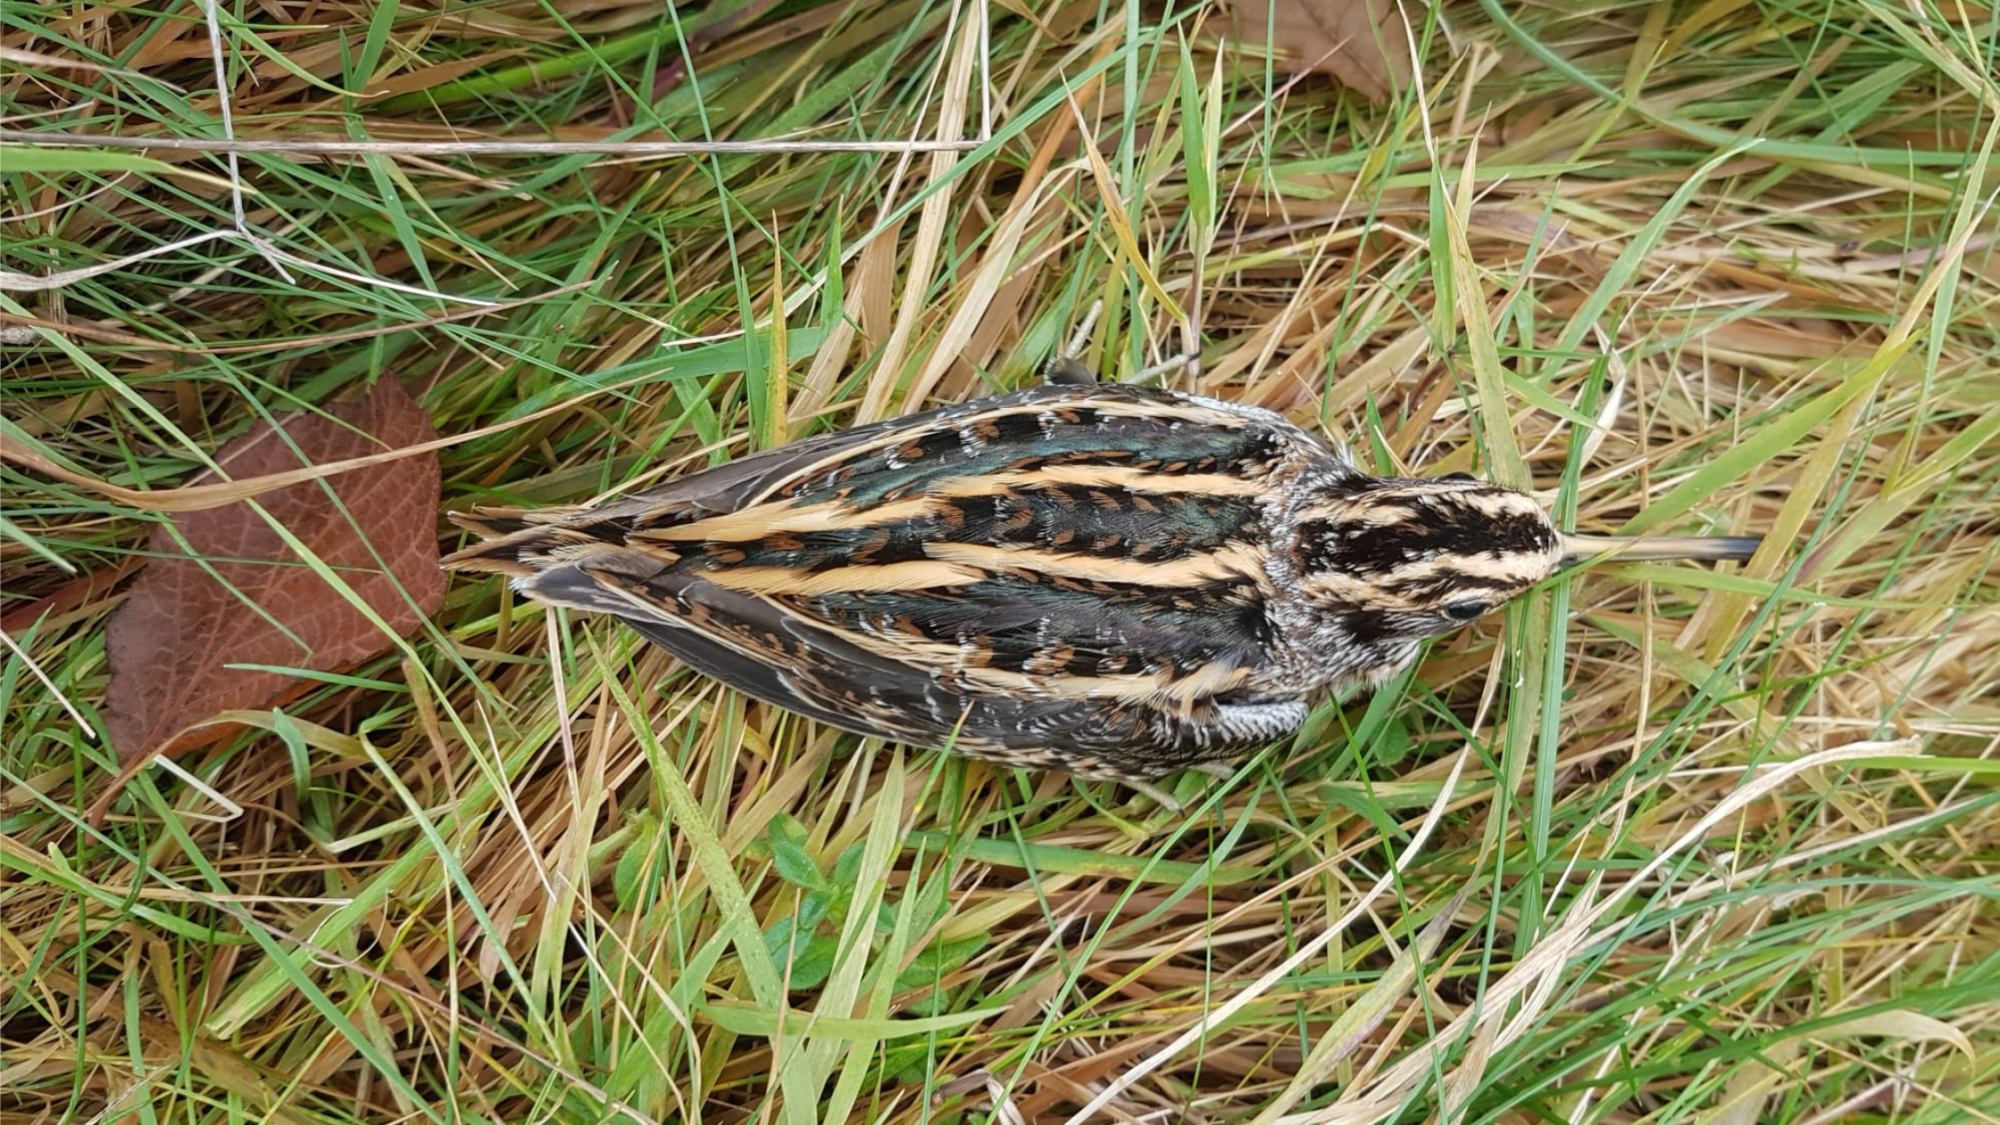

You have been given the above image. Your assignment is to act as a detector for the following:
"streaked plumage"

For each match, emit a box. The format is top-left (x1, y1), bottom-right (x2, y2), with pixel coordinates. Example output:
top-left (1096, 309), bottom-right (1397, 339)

top-left (446, 373), bottom-right (1758, 794)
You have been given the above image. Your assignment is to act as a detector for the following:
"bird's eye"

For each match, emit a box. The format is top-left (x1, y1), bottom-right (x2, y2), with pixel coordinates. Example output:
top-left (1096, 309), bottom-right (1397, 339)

top-left (1443, 602), bottom-right (1489, 621)
top-left (1442, 472), bottom-right (1476, 483)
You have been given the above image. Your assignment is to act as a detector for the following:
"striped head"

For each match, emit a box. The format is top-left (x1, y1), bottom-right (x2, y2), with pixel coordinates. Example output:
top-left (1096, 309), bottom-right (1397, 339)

top-left (1279, 472), bottom-right (1761, 688)
top-left (1286, 475), bottom-right (1564, 682)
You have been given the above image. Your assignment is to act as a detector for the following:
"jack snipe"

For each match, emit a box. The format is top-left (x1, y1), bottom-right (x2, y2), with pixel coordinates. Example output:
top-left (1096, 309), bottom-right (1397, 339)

top-left (446, 316), bottom-right (1758, 800)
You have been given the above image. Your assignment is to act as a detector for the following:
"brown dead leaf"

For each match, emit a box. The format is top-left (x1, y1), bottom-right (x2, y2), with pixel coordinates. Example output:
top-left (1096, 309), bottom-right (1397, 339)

top-left (99, 379), bottom-right (444, 805)
top-left (1225, 0), bottom-right (1414, 102)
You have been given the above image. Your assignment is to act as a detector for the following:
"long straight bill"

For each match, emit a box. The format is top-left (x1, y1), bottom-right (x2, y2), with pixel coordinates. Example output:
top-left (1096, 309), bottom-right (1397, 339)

top-left (1560, 532), bottom-right (1762, 566)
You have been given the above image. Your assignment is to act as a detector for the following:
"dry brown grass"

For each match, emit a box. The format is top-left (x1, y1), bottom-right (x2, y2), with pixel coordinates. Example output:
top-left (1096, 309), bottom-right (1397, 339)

top-left (4, 1), bottom-right (1998, 1122)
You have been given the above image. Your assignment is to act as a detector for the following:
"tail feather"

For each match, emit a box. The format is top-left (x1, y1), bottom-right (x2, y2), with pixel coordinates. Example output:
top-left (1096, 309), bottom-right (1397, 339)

top-left (447, 504), bottom-right (598, 537)
top-left (441, 535), bottom-right (544, 576)
top-left (443, 506), bottom-right (594, 576)
top-left (447, 508), bottom-right (537, 538)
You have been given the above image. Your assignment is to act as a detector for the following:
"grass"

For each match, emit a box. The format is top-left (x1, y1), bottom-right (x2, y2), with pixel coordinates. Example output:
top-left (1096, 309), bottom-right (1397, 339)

top-left (4, 0), bottom-right (1999, 1122)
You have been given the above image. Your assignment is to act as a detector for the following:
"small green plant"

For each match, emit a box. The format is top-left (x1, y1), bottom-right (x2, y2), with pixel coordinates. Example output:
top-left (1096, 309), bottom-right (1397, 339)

top-left (755, 813), bottom-right (985, 1001)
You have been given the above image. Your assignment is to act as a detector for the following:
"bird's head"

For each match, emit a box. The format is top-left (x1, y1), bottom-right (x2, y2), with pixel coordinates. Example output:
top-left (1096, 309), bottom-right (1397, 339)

top-left (1283, 472), bottom-right (1758, 685)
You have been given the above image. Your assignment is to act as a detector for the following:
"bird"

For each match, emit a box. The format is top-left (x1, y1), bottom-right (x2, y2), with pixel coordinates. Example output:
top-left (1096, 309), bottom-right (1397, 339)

top-left (444, 316), bottom-right (1759, 804)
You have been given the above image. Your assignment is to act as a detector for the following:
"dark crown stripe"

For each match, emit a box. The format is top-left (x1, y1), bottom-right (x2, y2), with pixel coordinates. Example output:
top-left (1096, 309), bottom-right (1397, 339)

top-left (1299, 509), bottom-right (1556, 576)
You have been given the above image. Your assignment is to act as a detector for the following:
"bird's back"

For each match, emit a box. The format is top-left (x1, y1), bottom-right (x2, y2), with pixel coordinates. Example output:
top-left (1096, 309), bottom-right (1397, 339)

top-left (443, 384), bottom-right (1335, 776)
